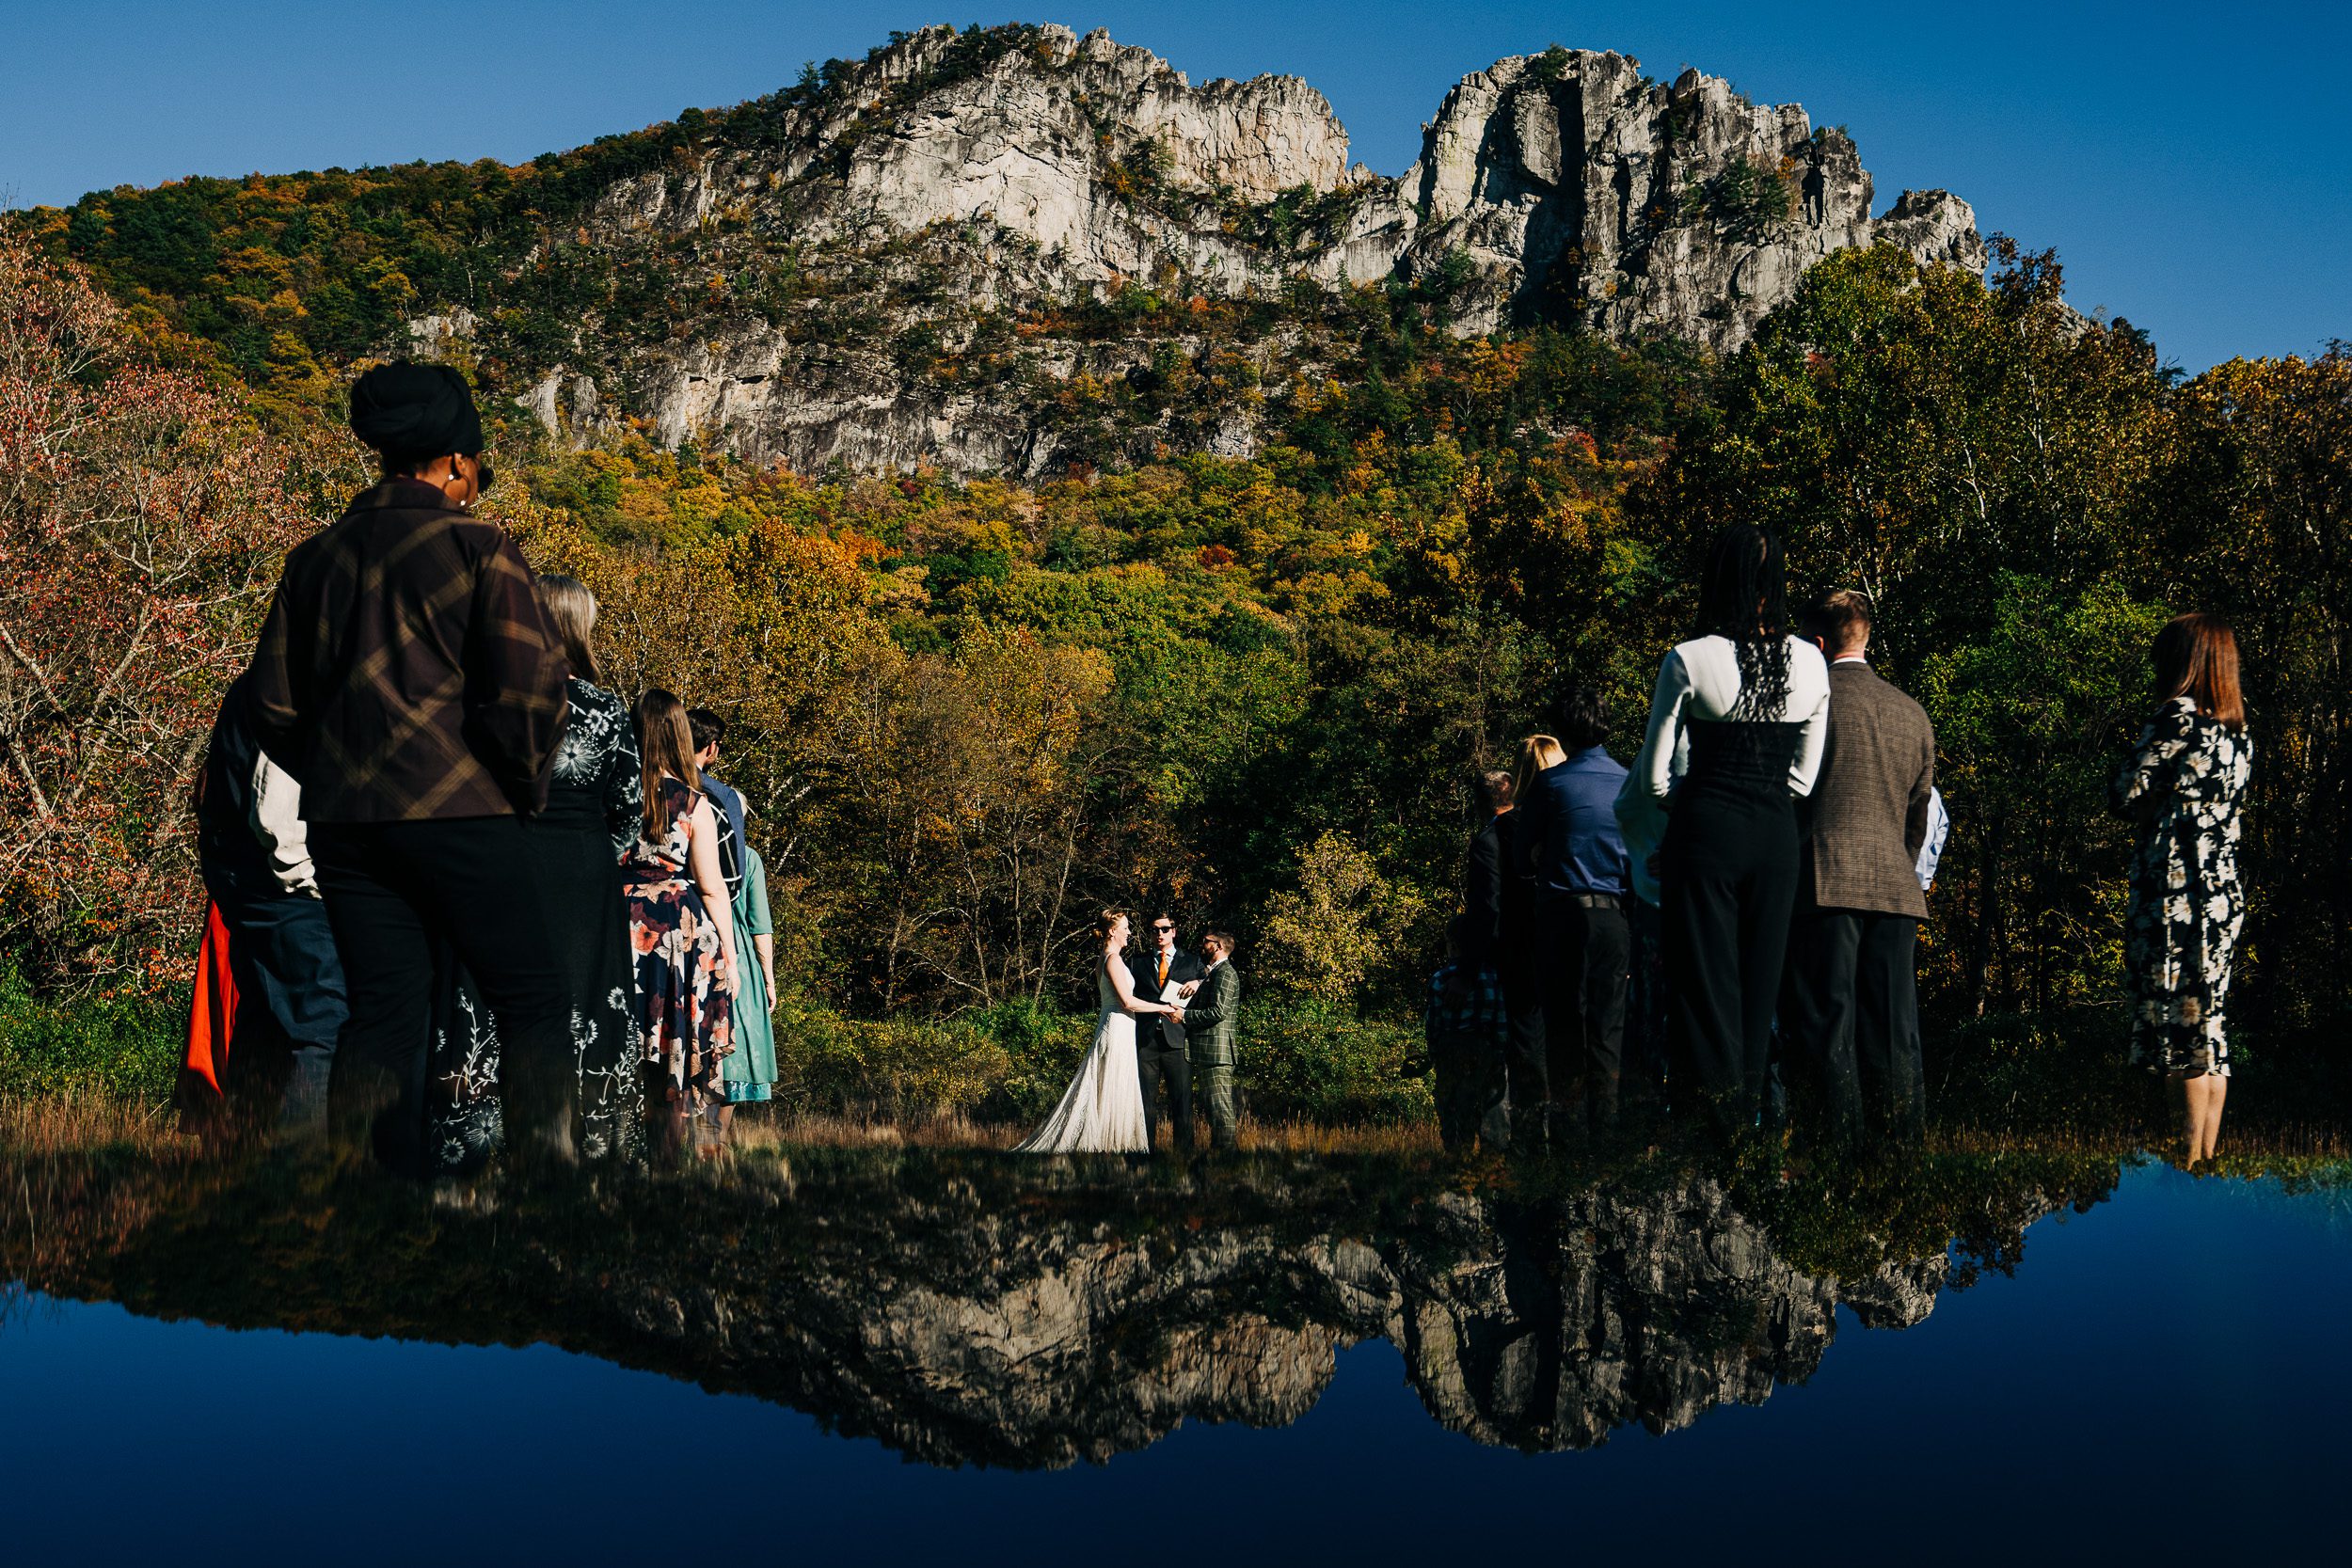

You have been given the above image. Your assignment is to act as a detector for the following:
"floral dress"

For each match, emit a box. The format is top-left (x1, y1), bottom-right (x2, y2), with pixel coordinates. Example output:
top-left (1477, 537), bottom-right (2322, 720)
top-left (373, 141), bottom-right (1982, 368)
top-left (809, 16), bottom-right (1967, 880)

top-left (623, 774), bottom-right (735, 1116)
top-left (2109, 696), bottom-right (2252, 1078)
top-left (427, 677), bottom-right (644, 1168)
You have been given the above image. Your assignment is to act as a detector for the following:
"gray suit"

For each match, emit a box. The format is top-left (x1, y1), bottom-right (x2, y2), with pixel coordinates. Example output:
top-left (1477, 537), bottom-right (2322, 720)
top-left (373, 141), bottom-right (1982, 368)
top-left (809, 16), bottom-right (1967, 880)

top-left (1785, 660), bottom-right (1936, 1136)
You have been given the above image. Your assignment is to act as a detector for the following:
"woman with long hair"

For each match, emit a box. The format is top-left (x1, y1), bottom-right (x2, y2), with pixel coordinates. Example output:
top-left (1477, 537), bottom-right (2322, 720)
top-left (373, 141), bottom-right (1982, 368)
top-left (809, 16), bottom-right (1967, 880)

top-left (623, 689), bottom-right (740, 1156)
top-left (1015, 909), bottom-right (1177, 1154)
top-left (2110, 613), bottom-right (2251, 1168)
top-left (1513, 734), bottom-right (1567, 805)
top-left (425, 575), bottom-right (644, 1167)
top-left (1628, 525), bottom-right (1830, 1129)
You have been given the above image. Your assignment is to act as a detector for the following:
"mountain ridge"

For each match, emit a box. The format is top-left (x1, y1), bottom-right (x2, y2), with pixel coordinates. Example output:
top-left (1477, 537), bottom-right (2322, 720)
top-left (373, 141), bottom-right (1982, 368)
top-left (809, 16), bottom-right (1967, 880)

top-left (23, 21), bottom-right (1987, 478)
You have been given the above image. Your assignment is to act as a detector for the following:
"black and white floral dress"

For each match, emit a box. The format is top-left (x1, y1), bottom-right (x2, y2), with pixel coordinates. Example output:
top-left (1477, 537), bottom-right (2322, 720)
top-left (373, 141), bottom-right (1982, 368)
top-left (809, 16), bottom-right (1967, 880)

top-left (428, 677), bottom-right (644, 1166)
top-left (2109, 696), bottom-right (2251, 1078)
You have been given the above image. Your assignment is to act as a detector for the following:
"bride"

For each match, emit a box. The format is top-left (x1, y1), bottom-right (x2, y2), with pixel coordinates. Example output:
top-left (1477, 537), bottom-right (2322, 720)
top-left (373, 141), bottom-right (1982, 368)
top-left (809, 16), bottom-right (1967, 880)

top-left (1015, 910), bottom-right (1180, 1154)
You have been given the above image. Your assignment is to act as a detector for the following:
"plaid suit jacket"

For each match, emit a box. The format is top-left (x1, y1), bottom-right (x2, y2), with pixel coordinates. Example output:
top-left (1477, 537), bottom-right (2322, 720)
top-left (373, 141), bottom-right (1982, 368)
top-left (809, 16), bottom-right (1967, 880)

top-left (245, 478), bottom-right (568, 822)
top-left (1801, 661), bottom-right (1936, 918)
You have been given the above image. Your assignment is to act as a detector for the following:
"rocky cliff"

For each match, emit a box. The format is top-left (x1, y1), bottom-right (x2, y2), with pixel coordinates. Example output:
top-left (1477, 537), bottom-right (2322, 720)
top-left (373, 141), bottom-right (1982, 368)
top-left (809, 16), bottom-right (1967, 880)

top-left (415, 23), bottom-right (1983, 476)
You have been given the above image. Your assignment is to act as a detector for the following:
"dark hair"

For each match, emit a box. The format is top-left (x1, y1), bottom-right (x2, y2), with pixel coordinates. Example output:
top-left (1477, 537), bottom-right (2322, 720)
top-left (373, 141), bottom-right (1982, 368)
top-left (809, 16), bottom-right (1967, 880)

top-left (536, 574), bottom-right (599, 685)
top-left (635, 689), bottom-right (703, 836)
top-left (687, 706), bottom-right (727, 754)
top-left (1803, 588), bottom-right (1872, 655)
top-left (1695, 524), bottom-right (1791, 720)
top-left (2153, 613), bottom-right (2245, 733)
top-left (1478, 769), bottom-right (1514, 813)
top-left (1203, 930), bottom-right (1237, 955)
top-left (1550, 684), bottom-right (1609, 752)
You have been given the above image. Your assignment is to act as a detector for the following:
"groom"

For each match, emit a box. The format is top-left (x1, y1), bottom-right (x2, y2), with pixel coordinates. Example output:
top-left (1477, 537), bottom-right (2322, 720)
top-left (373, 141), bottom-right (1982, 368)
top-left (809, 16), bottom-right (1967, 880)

top-left (1136, 911), bottom-right (1204, 1152)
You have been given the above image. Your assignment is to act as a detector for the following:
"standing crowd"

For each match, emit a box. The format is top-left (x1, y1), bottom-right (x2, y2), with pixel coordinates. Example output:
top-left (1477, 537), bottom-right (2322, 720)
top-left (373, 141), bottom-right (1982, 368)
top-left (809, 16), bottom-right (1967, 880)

top-left (1428, 524), bottom-right (2253, 1165)
top-left (184, 364), bottom-right (777, 1171)
top-left (183, 363), bottom-right (2257, 1173)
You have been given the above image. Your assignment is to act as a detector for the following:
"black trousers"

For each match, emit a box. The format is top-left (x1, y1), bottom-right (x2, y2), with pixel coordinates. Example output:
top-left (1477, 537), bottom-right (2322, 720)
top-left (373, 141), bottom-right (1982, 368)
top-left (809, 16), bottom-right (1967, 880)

top-left (312, 816), bottom-right (576, 1174)
top-left (1493, 937), bottom-right (1546, 1127)
top-left (1430, 1028), bottom-right (1510, 1151)
top-left (1661, 799), bottom-right (1798, 1129)
top-left (1136, 1039), bottom-right (1193, 1151)
top-left (1624, 898), bottom-right (1670, 1106)
top-left (1784, 909), bottom-right (1923, 1137)
top-left (1534, 898), bottom-right (1632, 1125)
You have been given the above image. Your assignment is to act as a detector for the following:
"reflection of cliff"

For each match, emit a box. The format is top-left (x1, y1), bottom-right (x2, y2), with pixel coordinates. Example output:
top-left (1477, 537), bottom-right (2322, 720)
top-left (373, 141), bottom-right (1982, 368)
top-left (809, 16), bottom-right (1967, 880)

top-left (12, 1148), bottom-right (2114, 1467)
top-left (1392, 1183), bottom-right (1953, 1450)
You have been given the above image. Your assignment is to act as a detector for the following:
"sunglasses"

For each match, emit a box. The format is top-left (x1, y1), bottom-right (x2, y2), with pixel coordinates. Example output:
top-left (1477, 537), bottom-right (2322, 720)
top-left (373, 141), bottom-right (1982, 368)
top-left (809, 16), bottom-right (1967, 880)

top-left (1152, 924), bottom-right (1174, 933)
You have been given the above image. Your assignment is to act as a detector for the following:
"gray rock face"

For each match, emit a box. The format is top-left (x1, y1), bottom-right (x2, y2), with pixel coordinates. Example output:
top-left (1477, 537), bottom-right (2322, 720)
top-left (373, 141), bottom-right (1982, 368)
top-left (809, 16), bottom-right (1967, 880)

top-left (437, 24), bottom-right (1990, 474)
top-left (1381, 54), bottom-right (1988, 346)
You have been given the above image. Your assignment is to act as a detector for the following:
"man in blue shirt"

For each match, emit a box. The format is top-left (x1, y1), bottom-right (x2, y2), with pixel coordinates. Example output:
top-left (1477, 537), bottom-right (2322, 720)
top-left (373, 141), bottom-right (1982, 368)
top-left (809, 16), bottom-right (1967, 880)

top-left (1516, 684), bottom-right (1634, 1134)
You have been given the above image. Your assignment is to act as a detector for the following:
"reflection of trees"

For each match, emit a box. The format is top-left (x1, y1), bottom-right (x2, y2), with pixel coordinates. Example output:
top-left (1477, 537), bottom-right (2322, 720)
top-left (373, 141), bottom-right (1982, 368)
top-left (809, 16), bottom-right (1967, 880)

top-left (11, 1146), bottom-right (2118, 1466)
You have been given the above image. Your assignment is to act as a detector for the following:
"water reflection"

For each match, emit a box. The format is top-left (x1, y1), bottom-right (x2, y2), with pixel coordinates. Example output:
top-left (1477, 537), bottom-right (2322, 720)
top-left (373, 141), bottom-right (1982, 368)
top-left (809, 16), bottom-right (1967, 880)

top-left (6, 1144), bottom-right (2118, 1466)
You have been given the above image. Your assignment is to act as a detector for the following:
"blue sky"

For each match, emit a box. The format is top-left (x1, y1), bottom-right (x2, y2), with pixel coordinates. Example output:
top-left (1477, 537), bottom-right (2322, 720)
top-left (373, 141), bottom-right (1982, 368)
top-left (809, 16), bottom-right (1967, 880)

top-left (4, 1), bottom-right (2342, 371)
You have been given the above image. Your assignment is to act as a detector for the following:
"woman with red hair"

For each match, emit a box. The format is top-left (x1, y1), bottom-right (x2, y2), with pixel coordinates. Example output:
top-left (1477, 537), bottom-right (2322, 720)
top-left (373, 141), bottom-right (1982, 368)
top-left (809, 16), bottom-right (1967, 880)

top-left (2111, 613), bottom-right (2252, 1167)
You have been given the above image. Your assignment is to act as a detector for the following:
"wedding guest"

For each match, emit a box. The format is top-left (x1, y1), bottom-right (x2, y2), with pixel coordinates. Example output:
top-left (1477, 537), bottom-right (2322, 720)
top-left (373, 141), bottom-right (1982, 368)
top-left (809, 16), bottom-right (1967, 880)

top-left (688, 707), bottom-right (750, 899)
top-left (1178, 930), bottom-right (1245, 1150)
top-left (1516, 687), bottom-right (1633, 1133)
top-left (1459, 768), bottom-right (1528, 1148)
top-left (1136, 912), bottom-right (1203, 1152)
top-left (625, 689), bottom-right (741, 1158)
top-left (1503, 736), bottom-right (1565, 1142)
top-left (2110, 613), bottom-right (2250, 1169)
top-left (184, 674), bottom-right (346, 1138)
top-left (245, 361), bottom-right (572, 1174)
top-left (1425, 917), bottom-right (1511, 1152)
top-left (1628, 524), bottom-right (1830, 1132)
top-left (425, 574), bottom-right (644, 1167)
top-left (721, 841), bottom-right (780, 1110)
top-left (1781, 590), bottom-right (1936, 1140)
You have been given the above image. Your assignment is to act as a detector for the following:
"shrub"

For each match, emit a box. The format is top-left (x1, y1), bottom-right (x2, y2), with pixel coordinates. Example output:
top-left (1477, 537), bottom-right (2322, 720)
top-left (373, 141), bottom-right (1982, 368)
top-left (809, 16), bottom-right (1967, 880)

top-left (0, 964), bottom-right (183, 1103)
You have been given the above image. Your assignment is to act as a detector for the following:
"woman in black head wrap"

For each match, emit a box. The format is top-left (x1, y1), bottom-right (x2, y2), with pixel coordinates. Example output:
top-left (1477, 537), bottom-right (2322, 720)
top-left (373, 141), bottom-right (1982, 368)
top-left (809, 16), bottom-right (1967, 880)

top-left (244, 360), bottom-right (576, 1174)
top-left (347, 360), bottom-right (496, 507)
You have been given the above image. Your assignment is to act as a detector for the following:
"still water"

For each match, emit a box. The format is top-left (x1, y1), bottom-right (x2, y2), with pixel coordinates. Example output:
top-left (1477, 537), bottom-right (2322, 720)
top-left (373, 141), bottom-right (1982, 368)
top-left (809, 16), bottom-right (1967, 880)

top-left (5, 1145), bottom-right (2347, 1563)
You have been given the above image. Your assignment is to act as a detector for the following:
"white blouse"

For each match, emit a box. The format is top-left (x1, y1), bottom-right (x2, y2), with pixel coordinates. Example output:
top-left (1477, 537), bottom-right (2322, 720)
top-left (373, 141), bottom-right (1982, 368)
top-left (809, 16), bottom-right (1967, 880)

top-left (1630, 634), bottom-right (1832, 804)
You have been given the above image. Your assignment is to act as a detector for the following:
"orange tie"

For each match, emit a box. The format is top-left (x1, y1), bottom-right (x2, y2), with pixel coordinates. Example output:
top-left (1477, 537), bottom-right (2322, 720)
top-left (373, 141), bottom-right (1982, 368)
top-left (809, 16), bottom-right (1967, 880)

top-left (1157, 955), bottom-right (1169, 988)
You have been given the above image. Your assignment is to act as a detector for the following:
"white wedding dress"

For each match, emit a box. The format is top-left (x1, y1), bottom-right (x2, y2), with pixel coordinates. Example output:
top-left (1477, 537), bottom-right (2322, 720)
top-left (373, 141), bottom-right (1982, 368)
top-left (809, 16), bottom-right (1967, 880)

top-left (1014, 957), bottom-right (1151, 1153)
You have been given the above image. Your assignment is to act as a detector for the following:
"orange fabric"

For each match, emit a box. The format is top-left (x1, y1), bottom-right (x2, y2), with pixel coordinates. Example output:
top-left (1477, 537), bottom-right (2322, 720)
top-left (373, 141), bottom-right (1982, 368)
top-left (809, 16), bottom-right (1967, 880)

top-left (1156, 955), bottom-right (1169, 988)
top-left (183, 898), bottom-right (238, 1097)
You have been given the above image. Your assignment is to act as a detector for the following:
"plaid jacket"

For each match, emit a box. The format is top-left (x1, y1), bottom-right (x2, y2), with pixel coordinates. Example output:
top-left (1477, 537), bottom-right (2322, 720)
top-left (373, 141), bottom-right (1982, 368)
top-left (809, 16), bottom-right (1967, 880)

top-left (1182, 960), bottom-right (1242, 1067)
top-left (245, 479), bottom-right (568, 822)
top-left (1426, 960), bottom-right (1508, 1046)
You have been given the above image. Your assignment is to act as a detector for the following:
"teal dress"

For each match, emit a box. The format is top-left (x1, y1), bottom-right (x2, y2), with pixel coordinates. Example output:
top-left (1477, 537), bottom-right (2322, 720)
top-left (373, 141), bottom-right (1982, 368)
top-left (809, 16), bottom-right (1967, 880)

top-left (723, 844), bottom-right (778, 1103)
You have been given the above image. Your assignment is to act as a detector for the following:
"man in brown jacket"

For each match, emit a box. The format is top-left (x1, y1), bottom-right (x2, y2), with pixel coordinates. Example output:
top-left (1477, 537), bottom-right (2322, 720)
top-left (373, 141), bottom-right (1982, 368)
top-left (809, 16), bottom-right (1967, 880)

top-left (1783, 590), bottom-right (1936, 1138)
top-left (246, 362), bottom-right (573, 1173)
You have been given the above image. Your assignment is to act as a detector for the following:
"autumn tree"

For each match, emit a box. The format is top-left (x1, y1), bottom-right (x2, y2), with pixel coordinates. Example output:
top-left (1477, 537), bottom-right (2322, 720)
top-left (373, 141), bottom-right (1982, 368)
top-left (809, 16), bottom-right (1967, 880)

top-left (0, 235), bottom-right (335, 984)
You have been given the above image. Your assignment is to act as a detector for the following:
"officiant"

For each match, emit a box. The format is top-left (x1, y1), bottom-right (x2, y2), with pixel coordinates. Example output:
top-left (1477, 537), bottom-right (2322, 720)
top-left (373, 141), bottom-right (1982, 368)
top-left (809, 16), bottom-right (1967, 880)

top-left (1137, 912), bottom-right (1204, 1152)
